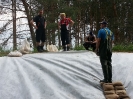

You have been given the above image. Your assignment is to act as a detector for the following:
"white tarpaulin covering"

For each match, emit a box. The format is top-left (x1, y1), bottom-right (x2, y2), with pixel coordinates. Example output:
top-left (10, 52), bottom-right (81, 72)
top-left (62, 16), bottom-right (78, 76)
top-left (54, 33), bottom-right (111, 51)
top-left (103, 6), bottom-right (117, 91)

top-left (0, 51), bottom-right (133, 99)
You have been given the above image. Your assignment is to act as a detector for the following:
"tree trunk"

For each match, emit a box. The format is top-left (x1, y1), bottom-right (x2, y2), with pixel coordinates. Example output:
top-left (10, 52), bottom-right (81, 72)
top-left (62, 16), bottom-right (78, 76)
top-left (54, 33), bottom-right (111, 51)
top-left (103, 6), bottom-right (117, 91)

top-left (12, 0), bottom-right (17, 50)
top-left (21, 0), bottom-right (36, 48)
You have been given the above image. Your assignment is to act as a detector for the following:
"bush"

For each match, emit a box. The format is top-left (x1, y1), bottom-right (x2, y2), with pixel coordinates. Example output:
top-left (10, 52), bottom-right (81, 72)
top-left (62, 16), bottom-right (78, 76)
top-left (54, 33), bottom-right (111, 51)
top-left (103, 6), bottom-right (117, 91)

top-left (73, 45), bottom-right (86, 50)
top-left (113, 44), bottom-right (133, 52)
top-left (0, 47), bottom-right (10, 57)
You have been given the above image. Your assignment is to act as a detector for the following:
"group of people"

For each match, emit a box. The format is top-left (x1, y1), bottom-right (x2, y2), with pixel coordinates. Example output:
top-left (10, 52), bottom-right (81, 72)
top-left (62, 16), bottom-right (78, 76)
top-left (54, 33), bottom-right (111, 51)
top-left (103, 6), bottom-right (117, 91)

top-left (30, 10), bottom-right (74, 52)
top-left (83, 21), bottom-right (114, 83)
top-left (30, 9), bottom-right (114, 83)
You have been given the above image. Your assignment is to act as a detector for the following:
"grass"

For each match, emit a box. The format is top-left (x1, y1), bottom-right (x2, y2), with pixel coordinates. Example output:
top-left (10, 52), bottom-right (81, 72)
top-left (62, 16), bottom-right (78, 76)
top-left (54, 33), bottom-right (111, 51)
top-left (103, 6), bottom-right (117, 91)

top-left (32, 48), bottom-right (38, 53)
top-left (112, 44), bottom-right (133, 52)
top-left (0, 44), bottom-right (133, 57)
top-left (73, 45), bottom-right (86, 50)
top-left (0, 51), bottom-right (10, 57)
top-left (73, 44), bottom-right (133, 52)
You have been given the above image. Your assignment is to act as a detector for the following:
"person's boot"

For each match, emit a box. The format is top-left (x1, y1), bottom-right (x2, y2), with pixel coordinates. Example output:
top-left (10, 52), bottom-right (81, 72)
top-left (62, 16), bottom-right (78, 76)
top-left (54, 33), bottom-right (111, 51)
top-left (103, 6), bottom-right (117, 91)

top-left (37, 46), bottom-right (43, 52)
top-left (108, 79), bottom-right (112, 83)
top-left (100, 79), bottom-right (108, 83)
top-left (40, 46), bottom-right (45, 52)
top-left (83, 42), bottom-right (89, 50)
top-left (63, 46), bottom-right (66, 51)
top-left (67, 46), bottom-right (70, 51)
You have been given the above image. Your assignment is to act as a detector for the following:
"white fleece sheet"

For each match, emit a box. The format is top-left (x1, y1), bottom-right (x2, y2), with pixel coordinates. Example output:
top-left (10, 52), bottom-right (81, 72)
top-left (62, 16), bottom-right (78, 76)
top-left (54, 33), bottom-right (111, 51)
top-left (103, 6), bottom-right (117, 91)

top-left (0, 51), bottom-right (132, 99)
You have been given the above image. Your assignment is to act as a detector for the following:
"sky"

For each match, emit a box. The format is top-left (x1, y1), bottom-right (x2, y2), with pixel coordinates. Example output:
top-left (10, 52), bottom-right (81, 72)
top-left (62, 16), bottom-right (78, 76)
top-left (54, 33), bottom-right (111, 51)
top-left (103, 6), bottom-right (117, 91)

top-left (0, 10), bottom-right (31, 50)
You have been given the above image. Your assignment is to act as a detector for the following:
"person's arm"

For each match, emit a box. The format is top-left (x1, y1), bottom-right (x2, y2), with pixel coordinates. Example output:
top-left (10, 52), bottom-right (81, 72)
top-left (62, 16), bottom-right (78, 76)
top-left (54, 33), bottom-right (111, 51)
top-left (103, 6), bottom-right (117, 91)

top-left (96, 38), bottom-right (101, 51)
top-left (30, 19), bottom-right (38, 29)
top-left (68, 18), bottom-right (74, 26)
top-left (93, 35), bottom-right (97, 43)
top-left (58, 21), bottom-right (61, 29)
top-left (44, 21), bottom-right (47, 29)
top-left (95, 38), bottom-right (100, 56)
top-left (69, 19), bottom-right (74, 26)
top-left (111, 32), bottom-right (115, 46)
top-left (95, 30), bottom-right (102, 54)
top-left (85, 36), bottom-right (89, 42)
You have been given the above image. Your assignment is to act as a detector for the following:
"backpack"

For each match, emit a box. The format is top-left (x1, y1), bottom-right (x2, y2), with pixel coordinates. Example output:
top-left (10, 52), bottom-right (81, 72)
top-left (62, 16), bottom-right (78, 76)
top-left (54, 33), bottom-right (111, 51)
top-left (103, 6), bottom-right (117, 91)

top-left (104, 29), bottom-right (113, 52)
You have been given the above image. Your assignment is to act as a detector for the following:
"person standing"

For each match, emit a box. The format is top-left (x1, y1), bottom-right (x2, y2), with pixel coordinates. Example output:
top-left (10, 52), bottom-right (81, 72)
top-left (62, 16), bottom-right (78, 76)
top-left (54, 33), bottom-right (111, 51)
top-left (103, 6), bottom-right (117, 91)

top-left (95, 21), bottom-right (114, 83)
top-left (30, 9), bottom-right (47, 52)
top-left (58, 13), bottom-right (74, 51)
top-left (83, 31), bottom-right (96, 51)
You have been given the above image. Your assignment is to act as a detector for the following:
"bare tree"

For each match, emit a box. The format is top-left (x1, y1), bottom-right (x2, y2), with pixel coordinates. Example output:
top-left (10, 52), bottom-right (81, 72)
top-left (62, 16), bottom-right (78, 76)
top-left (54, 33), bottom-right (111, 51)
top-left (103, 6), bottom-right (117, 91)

top-left (21, 0), bottom-right (36, 48)
top-left (12, 0), bottom-right (17, 50)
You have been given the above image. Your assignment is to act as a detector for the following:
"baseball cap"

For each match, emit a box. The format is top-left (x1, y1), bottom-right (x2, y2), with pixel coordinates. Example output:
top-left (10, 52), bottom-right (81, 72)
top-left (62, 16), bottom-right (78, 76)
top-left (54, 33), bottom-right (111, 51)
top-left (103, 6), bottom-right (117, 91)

top-left (99, 21), bottom-right (108, 24)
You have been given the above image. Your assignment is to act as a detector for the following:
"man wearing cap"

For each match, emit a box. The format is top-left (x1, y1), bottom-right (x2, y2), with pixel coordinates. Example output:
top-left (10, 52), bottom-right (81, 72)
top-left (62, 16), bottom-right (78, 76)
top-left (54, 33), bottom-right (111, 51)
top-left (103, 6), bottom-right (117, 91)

top-left (95, 21), bottom-right (114, 83)
top-left (83, 31), bottom-right (96, 51)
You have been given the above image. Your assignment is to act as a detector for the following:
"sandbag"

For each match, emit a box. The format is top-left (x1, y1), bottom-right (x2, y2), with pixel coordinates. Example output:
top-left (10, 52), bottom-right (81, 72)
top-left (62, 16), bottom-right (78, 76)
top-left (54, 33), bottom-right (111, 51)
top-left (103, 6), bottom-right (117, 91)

top-left (113, 82), bottom-right (123, 86)
top-left (101, 83), bottom-right (113, 87)
top-left (8, 50), bottom-right (22, 57)
top-left (122, 98), bottom-right (130, 99)
top-left (103, 84), bottom-right (114, 91)
top-left (115, 90), bottom-right (127, 95)
top-left (119, 95), bottom-right (130, 99)
top-left (104, 83), bottom-right (114, 85)
top-left (105, 94), bottom-right (119, 99)
top-left (47, 44), bottom-right (58, 52)
top-left (19, 39), bottom-right (31, 54)
top-left (115, 86), bottom-right (125, 90)
top-left (104, 90), bottom-right (115, 95)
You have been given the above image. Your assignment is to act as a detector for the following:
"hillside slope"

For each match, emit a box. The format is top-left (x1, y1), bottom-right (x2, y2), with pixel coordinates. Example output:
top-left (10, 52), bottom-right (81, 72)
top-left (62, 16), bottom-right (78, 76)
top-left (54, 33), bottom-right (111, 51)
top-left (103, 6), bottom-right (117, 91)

top-left (0, 51), bottom-right (132, 99)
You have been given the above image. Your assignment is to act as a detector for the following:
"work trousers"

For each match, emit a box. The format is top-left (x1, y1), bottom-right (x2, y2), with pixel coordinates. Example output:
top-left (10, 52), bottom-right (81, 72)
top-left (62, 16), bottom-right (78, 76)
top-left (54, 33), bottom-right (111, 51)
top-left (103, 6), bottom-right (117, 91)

top-left (100, 51), bottom-right (112, 82)
top-left (83, 42), bottom-right (96, 51)
top-left (61, 30), bottom-right (70, 46)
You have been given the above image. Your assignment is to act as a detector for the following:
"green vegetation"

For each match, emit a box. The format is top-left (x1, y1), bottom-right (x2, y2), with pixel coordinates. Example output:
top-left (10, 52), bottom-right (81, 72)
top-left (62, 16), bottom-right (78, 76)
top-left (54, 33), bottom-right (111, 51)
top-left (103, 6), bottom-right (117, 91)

top-left (1, 1), bottom-right (133, 51)
top-left (0, 52), bottom-right (9, 57)
top-left (73, 45), bottom-right (86, 50)
top-left (0, 44), bottom-right (133, 57)
top-left (112, 44), bottom-right (133, 52)
top-left (0, 47), bottom-right (10, 57)
top-left (73, 43), bottom-right (133, 52)
top-left (32, 48), bottom-right (38, 53)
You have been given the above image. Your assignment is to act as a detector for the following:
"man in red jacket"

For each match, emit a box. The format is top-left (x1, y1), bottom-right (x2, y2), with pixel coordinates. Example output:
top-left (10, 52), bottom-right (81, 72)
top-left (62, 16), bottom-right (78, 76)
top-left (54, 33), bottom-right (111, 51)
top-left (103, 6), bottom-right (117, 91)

top-left (58, 13), bottom-right (74, 51)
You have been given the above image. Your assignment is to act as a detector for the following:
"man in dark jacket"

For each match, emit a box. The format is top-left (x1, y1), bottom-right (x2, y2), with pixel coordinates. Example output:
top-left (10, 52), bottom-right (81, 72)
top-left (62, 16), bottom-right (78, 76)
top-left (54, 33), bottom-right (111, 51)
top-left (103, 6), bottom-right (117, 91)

top-left (30, 10), bottom-right (47, 52)
top-left (95, 21), bottom-right (114, 83)
top-left (83, 31), bottom-right (96, 51)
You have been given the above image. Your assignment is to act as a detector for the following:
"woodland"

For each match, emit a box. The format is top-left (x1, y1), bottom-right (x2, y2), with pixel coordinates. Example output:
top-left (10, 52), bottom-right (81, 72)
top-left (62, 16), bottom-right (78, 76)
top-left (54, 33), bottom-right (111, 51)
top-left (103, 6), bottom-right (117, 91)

top-left (0, 0), bottom-right (133, 50)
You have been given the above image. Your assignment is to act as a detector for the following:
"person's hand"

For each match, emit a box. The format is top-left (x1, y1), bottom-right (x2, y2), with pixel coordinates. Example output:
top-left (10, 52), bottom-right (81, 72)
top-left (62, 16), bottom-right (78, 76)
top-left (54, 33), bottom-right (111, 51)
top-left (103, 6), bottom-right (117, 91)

top-left (34, 26), bottom-right (38, 29)
top-left (89, 41), bottom-right (93, 44)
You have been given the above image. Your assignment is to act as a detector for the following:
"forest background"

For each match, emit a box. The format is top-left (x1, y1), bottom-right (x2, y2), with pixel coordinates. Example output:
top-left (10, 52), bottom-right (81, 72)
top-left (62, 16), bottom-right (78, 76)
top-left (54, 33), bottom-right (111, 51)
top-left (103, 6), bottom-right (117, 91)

top-left (0, 0), bottom-right (133, 54)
